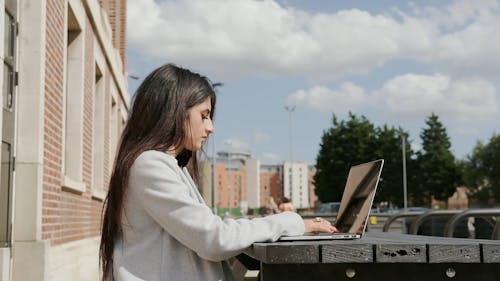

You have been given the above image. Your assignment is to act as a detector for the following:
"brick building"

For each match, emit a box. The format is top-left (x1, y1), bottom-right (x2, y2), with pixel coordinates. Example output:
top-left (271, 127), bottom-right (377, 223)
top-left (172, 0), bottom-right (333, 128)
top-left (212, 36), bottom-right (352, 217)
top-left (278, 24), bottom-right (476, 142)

top-left (260, 164), bottom-right (283, 209)
top-left (200, 156), bottom-right (318, 214)
top-left (214, 151), bottom-right (255, 211)
top-left (0, 0), bottom-right (129, 280)
top-left (283, 161), bottom-right (310, 209)
top-left (308, 165), bottom-right (319, 208)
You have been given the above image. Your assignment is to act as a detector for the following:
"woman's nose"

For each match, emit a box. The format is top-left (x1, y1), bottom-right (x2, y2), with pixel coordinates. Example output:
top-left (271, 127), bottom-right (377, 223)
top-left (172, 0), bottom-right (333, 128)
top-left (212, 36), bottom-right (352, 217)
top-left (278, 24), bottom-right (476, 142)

top-left (206, 119), bottom-right (214, 134)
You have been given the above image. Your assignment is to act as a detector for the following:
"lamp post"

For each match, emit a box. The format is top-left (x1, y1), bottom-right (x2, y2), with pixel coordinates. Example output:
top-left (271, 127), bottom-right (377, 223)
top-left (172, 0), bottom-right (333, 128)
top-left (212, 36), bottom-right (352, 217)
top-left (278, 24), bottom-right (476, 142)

top-left (401, 133), bottom-right (408, 210)
top-left (211, 135), bottom-right (217, 214)
top-left (224, 140), bottom-right (233, 215)
top-left (284, 105), bottom-right (295, 204)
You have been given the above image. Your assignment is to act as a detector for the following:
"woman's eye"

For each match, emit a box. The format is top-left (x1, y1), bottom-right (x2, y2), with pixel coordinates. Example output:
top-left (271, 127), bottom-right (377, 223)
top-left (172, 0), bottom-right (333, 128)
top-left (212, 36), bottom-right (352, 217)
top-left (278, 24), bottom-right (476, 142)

top-left (202, 115), bottom-right (209, 120)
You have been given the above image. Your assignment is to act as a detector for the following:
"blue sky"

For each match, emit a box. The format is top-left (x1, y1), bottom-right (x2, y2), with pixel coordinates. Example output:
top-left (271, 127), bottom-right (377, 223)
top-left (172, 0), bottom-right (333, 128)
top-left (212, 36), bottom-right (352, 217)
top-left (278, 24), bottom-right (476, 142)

top-left (126, 0), bottom-right (500, 164)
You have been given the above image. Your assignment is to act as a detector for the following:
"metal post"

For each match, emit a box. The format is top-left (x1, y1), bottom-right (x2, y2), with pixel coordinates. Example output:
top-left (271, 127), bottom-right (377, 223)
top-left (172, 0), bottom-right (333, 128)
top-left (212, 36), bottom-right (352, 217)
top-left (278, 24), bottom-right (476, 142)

top-left (402, 134), bottom-right (408, 210)
top-left (211, 135), bottom-right (217, 214)
top-left (224, 141), bottom-right (232, 215)
top-left (284, 105), bottom-right (295, 207)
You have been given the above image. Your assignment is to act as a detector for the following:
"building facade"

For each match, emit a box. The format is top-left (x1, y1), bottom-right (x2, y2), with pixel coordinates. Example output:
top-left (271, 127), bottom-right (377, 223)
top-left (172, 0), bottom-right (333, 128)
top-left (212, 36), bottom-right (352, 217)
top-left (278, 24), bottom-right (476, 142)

top-left (259, 164), bottom-right (283, 208)
top-left (214, 151), bottom-right (254, 211)
top-left (308, 165), bottom-right (318, 208)
top-left (0, 0), bottom-right (129, 280)
top-left (199, 153), bottom-right (318, 214)
top-left (283, 161), bottom-right (310, 209)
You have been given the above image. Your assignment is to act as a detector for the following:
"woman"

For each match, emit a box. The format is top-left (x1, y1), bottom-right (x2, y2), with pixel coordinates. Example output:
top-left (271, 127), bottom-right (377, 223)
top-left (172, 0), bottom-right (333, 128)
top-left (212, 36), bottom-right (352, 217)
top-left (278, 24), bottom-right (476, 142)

top-left (100, 64), bottom-right (336, 281)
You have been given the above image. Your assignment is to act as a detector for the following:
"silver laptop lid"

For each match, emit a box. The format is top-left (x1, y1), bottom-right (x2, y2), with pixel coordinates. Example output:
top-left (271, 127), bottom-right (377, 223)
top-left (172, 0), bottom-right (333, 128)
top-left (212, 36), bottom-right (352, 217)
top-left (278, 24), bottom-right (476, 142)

top-left (334, 159), bottom-right (384, 235)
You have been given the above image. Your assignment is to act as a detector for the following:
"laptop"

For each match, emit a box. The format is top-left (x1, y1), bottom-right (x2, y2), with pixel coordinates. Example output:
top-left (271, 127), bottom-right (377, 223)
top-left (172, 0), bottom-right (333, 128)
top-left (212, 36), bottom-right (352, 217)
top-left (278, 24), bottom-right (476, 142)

top-left (278, 159), bottom-right (384, 241)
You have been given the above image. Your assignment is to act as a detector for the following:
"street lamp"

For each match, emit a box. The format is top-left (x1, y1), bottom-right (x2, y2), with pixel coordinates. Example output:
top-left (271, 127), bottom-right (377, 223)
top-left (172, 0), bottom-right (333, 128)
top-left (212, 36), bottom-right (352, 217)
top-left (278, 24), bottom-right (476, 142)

top-left (127, 72), bottom-right (140, 80)
top-left (284, 105), bottom-right (295, 205)
top-left (401, 133), bottom-right (408, 209)
top-left (211, 134), bottom-right (217, 214)
top-left (224, 140), bottom-right (233, 214)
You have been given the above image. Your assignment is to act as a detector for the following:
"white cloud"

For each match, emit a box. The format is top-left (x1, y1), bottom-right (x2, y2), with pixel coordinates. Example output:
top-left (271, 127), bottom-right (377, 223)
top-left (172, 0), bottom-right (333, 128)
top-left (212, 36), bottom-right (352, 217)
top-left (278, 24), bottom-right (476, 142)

top-left (406, 0), bottom-right (500, 76)
top-left (288, 73), bottom-right (499, 124)
top-left (287, 82), bottom-right (366, 113)
top-left (373, 73), bottom-right (499, 122)
top-left (373, 73), bottom-right (450, 119)
top-left (128, 0), bottom-right (500, 80)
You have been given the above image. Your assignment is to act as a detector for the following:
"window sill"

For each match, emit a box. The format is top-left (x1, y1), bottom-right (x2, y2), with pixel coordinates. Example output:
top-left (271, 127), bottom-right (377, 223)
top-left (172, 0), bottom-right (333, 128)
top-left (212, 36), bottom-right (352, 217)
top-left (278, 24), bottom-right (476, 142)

top-left (62, 176), bottom-right (86, 194)
top-left (92, 189), bottom-right (106, 201)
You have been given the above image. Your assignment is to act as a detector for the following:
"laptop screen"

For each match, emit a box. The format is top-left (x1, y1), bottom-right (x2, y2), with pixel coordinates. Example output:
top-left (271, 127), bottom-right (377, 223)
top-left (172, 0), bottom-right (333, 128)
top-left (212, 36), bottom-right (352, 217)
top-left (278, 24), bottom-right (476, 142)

top-left (334, 159), bottom-right (384, 234)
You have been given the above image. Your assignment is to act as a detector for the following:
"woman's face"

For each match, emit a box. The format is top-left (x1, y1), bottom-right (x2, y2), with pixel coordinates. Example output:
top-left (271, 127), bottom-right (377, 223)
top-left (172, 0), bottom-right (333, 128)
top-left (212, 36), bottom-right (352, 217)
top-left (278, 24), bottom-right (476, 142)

top-left (183, 97), bottom-right (214, 152)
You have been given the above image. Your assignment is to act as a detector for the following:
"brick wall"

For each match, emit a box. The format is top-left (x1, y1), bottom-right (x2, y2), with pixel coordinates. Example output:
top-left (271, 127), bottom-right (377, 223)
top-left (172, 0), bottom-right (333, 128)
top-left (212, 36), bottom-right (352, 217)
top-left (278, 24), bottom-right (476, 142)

top-left (43, 0), bottom-right (66, 243)
top-left (42, 0), bottom-right (126, 246)
top-left (120, 0), bottom-right (127, 70)
top-left (260, 171), bottom-right (283, 207)
top-left (101, 0), bottom-right (127, 71)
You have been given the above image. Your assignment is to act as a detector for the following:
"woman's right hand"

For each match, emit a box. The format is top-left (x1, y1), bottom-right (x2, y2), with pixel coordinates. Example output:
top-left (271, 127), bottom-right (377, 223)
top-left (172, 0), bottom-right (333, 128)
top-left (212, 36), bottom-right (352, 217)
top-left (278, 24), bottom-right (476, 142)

top-left (303, 217), bottom-right (338, 233)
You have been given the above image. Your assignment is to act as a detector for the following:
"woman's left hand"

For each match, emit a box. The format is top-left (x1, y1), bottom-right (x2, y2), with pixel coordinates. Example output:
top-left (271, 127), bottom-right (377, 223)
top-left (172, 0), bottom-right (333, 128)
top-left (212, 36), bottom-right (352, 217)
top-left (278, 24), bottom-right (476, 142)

top-left (303, 217), bottom-right (339, 233)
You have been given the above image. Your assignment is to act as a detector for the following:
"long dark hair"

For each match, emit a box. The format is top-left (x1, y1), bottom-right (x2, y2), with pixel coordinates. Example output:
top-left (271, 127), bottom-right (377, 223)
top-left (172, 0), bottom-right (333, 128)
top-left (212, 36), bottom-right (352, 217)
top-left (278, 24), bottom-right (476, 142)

top-left (99, 64), bottom-right (216, 281)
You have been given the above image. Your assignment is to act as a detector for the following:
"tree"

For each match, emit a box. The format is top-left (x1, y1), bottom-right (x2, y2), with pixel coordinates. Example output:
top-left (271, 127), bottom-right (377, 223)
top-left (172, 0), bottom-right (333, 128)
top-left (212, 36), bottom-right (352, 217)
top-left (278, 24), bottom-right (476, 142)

top-left (314, 113), bottom-right (377, 202)
top-left (463, 135), bottom-right (500, 204)
top-left (373, 126), bottom-right (413, 207)
top-left (414, 113), bottom-right (458, 206)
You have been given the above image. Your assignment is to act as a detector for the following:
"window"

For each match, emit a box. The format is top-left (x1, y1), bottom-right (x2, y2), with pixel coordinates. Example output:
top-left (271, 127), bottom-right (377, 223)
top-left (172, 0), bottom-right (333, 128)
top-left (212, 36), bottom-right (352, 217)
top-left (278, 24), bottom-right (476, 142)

top-left (92, 64), bottom-right (105, 199)
top-left (3, 12), bottom-right (15, 111)
top-left (1, 0), bottom-right (17, 248)
top-left (0, 142), bottom-right (12, 247)
top-left (62, 4), bottom-right (85, 193)
top-left (109, 94), bottom-right (118, 170)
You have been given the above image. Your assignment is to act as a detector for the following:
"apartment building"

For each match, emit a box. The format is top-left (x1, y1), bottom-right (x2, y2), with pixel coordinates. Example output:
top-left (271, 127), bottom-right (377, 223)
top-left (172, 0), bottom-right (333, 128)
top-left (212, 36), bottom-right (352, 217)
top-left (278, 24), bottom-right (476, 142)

top-left (199, 151), bottom-right (261, 215)
top-left (308, 165), bottom-right (318, 208)
top-left (0, 0), bottom-right (129, 280)
top-left (283, 161), bottom-right (310, 209)
top-left (199, 152), bottom-right (318, 213)
top-left (215, 151), bottom-right (255, 210)
top-left (259, 164), bottom-right (283, 208)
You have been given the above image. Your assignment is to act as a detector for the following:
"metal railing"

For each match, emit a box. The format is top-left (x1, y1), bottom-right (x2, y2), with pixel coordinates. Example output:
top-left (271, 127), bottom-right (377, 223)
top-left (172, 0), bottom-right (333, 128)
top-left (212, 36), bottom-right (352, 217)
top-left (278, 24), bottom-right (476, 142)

top-left (443, 208), bottom-right (500, 239)
top-left (408, 210), bottom-right (462, 235)
top-left (305, 208), bottom-right (500, 240)
top-left (381, 211), bottom-right (423, 232)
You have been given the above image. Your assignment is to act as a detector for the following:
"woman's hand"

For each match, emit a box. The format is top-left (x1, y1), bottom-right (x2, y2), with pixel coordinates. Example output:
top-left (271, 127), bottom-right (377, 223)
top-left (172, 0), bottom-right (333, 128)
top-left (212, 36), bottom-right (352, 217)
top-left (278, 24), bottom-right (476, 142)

top-left (303, 217), bottom-right (338, 233)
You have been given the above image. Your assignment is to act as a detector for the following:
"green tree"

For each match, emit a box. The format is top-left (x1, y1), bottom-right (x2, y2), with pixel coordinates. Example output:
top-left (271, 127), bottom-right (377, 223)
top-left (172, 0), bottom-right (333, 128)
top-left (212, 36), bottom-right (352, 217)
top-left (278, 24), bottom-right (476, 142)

top-left (414, 113), bottom-right (458, 206)
top-left (314, 113), bottom-right (377, 202)
top-left (463, 135), bottom-right (500, 204)
top-left (373, 126), bottom-right (413, 207)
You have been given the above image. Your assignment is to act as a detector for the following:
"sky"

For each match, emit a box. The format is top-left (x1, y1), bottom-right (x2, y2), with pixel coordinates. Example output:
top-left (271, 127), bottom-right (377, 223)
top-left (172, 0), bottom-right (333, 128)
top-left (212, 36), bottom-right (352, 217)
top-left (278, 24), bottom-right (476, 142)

top-left (126, 0), bottom-right (500, 165)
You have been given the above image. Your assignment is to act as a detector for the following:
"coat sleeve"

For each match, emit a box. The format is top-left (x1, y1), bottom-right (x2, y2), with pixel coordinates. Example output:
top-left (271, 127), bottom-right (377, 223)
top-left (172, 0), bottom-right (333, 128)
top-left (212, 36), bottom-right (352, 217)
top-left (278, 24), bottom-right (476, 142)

top-left (130, 151), bottom-right (305, 262)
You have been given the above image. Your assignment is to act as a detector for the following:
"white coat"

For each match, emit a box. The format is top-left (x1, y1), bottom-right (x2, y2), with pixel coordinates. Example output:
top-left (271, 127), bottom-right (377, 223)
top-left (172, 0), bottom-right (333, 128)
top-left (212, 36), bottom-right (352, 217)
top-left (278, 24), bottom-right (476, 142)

top-left (113, 150), bottom-right (304, 281)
